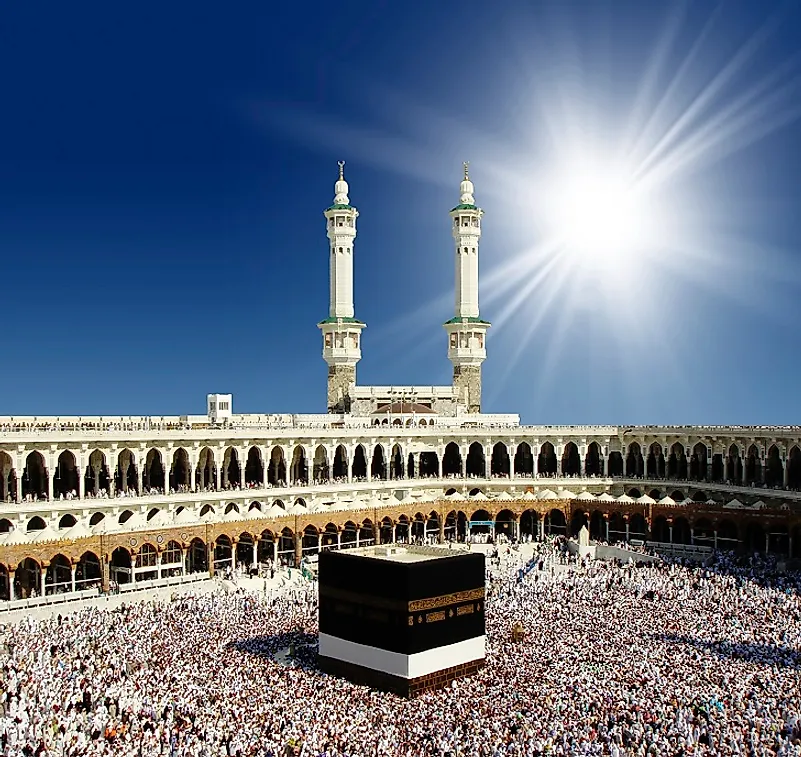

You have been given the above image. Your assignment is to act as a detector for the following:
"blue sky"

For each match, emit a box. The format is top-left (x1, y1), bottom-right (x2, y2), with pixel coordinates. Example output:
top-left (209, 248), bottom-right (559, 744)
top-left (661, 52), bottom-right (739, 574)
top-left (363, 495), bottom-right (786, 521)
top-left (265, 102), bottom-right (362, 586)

top-left (1, 0), bottom-right (800, 424)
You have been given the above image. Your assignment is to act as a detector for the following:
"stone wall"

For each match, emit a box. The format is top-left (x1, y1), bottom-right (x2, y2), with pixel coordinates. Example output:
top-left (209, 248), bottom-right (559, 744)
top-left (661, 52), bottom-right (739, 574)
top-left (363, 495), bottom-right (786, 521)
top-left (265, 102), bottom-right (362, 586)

top-left (327, 365), bottom-right (356, 414)
top-left (453, 365), bottom-right (482, 414)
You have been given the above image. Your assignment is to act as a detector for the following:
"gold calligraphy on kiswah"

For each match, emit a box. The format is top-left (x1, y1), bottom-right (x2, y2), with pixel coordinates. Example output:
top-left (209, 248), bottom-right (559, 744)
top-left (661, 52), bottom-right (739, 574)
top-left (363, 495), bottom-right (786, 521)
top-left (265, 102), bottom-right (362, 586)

top-left (408, 587), bottom-right (485, 613)
top-left (425, 610), bottom-right (446, 623)
top-left (456, 604), bottom-right (474, 616)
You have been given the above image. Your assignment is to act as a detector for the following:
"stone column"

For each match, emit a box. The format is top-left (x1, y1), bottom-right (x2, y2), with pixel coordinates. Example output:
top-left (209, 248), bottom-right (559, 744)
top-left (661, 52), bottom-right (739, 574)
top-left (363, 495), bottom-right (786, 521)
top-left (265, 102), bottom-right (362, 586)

top-left (157, 551), bottom-right (163, 579)
top-left (713, 530), bottom-right (718, 551)
top-left (78, 459), bottom-right (86, 500)
top-left (723, 456), bottom-right (730, 482)
top-left (294, 534), bottom-right (302, 568)
top-left (181, 548), bottom-right (187, 575)
top-left (765, 530), bottom-right (770, 554)
top-left (784, 457), bottom-right (789, 488)
top-left (71, 563), bottom-right (77, 593)
top-left (532, 450), bottom-right (539, 478)
top-left (690, 527), bottom-right (695, 546)
top-left (252, 538), bottom-right (259, 567)
top-left (8, 569), bottom-right (15, 600)
top-left (337, 530), bottom-right (342, 550)
top-left (215, 464), bottom-right (222, 491)
top-left (232, 539), bottom-right (238, 570)
top-left (604, 517), bottom-right (610, 542)
top-left (439, 517), bottom-right (445, 543)
top-left (208, 542), bottom-right (215, 577)
top-left (14, 472), bottom-right (20, 504)
top-left (272, 539), bottom-right (278, 565)
top-left (317, 533), bottom-right (323, 552)
top-left (355, 527), bottom-right (361, 548)
top-left (391, 523), bottom-right (397, 543)
top-left (668, 524), bottom-right (674, 543)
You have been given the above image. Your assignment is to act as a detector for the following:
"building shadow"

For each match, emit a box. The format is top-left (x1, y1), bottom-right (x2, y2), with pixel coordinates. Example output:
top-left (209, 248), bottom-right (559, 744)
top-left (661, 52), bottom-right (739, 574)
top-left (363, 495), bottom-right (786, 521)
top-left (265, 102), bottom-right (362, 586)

top-left (652, 631), bottom-right (801, 669)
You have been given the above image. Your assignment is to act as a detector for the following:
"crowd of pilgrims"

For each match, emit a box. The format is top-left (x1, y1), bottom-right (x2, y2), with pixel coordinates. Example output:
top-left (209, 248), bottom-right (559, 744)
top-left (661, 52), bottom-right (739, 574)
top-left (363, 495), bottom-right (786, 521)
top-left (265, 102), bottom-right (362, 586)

top-left (0, 540), bottom-right (800, 757)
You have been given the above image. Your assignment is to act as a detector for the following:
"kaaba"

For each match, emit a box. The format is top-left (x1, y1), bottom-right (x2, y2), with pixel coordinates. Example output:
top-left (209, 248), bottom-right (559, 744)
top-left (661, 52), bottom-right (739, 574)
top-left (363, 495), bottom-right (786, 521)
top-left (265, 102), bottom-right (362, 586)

top-left (318, 545), bottom-right (486, 697)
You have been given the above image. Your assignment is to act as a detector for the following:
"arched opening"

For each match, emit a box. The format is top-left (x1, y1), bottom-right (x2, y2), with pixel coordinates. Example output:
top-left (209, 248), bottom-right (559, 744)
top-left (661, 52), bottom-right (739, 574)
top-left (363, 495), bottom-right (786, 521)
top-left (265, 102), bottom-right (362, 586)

top-left (312, 445), bottom-right (329, 484)
top-left (361, 519), bottom-right (375, 546)
top-left (213, 535), bottom-right (233, 573)
top-left (332, 445), bottom-right (348, 481)
top-left (589, 510), bottom-right (605, 540)
top-left (667, 443), bottom-right (687, 480)
top-left (196, 447), bottom-right (216, 491)
top-left (290, 446), bottom-right (307, 485)
top-left (689, 443), bottom-right (708, 482)
top-left (625, 443), bottom-right (643, 477)
top-left (764, 445), bottom-right (783, 488)
top-left (223, 448), bottom-right (242, 489)
top-left (606, 451), bottom-right (623, 477)
top-left (442, 443), bottom-right (462, 477)
top-left (301, 525), bottom-right (319, 555)
top-left (629, 513), bottom-right (648, 541)
top-left (14, 558), bottom-right (41, 599)
top-left (0, 565), bottom-right (9, 601)
top-left (744, 445), bottom-right (761, 486)
top-left (351, 445), bottom-right (368, 481)
top-left (143, 449), bottom-right (164, 493)
top-left (717, 520), bottom-right (739, 550)
top-left (743, 522), bottom-right (766, 553)
top-left (693, 518), bottom-right (715, 547)
top-left (200, 504), bottom-right (215, 519)
top-left (370, 445), bottom-right (387, 480)
top-left (159, 540), bottom-right (183, 577)
top-left (787, 447), bottom-right (801, 490)
top-left (85, 450), bottom-right (110, 497)
top-left (76, 551), bottom-right (101, 590)
top-left (561, 443), bottom-right (580, 476)
top-left (710, 453), bottom-right (724, 482)
top-left (89, 512), bottom-right (105, 526)
top-left (58, 513), bottom-right (77, 529)
top-left (135, 543), bottom-right (158, 582)
top-left (584, 442), bottom-right (602, 476)
top-left (646, 443), bottom-right (664, 478)
top-left (494, 509), bottom-right (516, 539)
top-left (234, 533), bottom-right (254, 569)
top-left (537, 443), bottom-right (557, 476)
top-left (545, 508), bottom-right (566, 535)
top-left (244, 446), bottom-right (264, 487)
top-left (45, 554), bottom-right (72, 595)
top-left (570, 510), bottom-right (588, 536)
top-left (628, 488), bottom-right (642, 499)
top-left (469, 509), bottom-right (492, 535)
top-left (277, 528), bottom-right (295, 564)
top-left (109, 547), bottom-right (132, 585)
top-left (224, 503), bottom-right (240, 516)
top-left (519, 509), bottom-right (539, 539)
top-left (650, 516), bottom-right (669, 543)
top-left (672, 517), bottom-right (691, 545)
top-left (727, 445), bottom-right (743, 486)
top-left (465, 442), bottom-right (486, 478)
top-left (0, 518), bottom-right (12, 532)
top-left (170, 448), bottom-right (190, 491)
top-left (22, 451), bottom-right (47, 501)
top-left (52, 450), bottom-right (79, 499)
top-left (27, 516), bottom-right (46, 532)
top-left (116, 448), bottom-right (139, 494)
top-left (491, 442), bottom-right (510, 477)
top-left (419, 451), bottom-right (438, 478)
top-left (514, 442), bottom-right (534, 476)
top-left (187, 537), bottom-right (207, 573)
top-left (268, 447), bottom-right (287, 486)
top-left (390, 444), bottom-right (404, 480)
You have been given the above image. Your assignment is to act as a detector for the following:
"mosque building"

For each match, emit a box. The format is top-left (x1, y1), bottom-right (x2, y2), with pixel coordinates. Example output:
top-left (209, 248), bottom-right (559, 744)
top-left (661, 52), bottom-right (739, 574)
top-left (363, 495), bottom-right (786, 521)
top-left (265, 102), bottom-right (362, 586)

top-left (0, 164), bottom-right (799, 605)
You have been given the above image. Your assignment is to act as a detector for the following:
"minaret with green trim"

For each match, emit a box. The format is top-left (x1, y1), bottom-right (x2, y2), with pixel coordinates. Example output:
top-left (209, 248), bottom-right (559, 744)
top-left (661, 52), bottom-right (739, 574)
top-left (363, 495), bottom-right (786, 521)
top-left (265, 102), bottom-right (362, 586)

top-left (319, 161), bottom-right (366, 413)
top-left (443, 163), bottom-right (489, 414)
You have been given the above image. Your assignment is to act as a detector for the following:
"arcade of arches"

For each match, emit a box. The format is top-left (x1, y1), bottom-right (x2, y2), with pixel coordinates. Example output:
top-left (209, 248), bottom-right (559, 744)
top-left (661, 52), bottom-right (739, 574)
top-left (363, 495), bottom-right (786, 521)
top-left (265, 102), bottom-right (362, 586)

top-left (1, 497), bottom-right (799, 601)
top-left (3, 440), bottom-right (801, 503)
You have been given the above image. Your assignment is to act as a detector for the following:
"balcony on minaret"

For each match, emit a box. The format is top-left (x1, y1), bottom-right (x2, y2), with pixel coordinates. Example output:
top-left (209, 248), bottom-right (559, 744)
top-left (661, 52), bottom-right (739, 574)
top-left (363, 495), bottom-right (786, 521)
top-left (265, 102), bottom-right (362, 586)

top-left (444, 317), bottom-right (489, 366)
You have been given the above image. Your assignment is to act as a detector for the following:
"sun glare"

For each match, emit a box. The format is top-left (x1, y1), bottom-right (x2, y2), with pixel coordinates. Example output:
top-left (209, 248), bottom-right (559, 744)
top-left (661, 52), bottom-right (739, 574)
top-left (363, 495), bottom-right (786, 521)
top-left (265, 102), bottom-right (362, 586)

top-left (545, 161), bottom-right (654, 270)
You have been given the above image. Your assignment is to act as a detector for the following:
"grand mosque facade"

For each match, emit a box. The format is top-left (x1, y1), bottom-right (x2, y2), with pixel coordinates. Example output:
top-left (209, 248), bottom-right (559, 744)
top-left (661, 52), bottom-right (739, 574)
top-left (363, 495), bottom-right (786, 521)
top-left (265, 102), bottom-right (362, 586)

top-left (0, 165), bottom-right (799, 605)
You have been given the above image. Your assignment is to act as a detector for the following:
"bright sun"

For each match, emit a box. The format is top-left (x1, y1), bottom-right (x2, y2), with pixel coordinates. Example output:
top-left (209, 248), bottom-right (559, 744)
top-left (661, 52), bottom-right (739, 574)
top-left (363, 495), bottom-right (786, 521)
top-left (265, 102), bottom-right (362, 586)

top-left (544, 159), bottom-right (654, 270)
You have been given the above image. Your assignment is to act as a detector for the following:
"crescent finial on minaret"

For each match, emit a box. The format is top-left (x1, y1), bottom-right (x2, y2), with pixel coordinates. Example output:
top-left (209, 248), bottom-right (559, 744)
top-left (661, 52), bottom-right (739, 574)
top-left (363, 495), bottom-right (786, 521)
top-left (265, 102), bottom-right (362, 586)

top-left (463, 161), bottom-right (470, 180)
top-left (338, 160), bottom-right (345, 180)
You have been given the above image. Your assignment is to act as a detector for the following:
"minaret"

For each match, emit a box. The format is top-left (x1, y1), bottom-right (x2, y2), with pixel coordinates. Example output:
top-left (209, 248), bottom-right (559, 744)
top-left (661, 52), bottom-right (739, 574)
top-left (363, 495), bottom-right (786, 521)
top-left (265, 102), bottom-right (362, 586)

top-left (318, 161), bottom-right (365, 414)
top-left (443, 162), bottom-right (489, 414)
